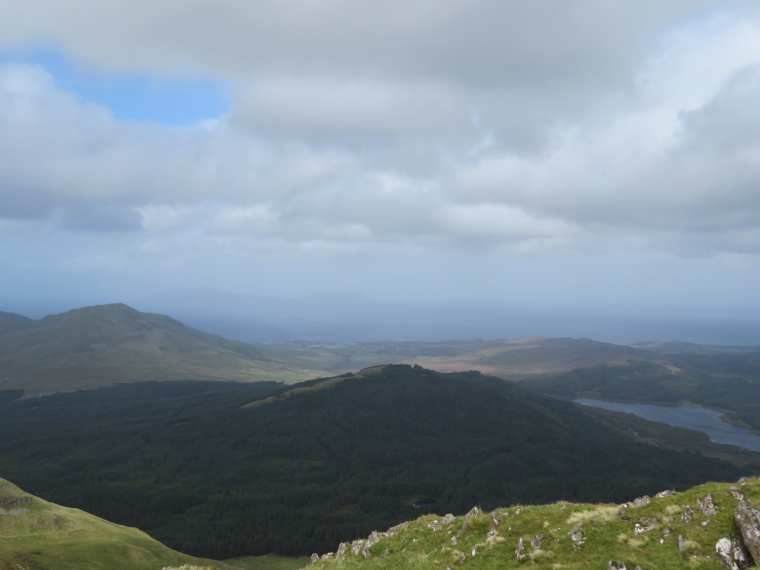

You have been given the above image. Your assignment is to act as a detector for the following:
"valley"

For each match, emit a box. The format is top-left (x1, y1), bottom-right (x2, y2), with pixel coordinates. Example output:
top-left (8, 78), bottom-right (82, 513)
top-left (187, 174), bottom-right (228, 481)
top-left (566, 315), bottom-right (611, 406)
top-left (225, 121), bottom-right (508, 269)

top-left (1, 303), bottom-right (759, 569)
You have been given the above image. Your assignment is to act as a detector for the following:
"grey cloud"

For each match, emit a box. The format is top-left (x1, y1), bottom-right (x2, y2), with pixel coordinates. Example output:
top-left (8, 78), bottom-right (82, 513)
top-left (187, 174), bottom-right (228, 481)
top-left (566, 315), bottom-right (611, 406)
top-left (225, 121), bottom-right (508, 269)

top-left (62, 205), bottom-right (144, 232)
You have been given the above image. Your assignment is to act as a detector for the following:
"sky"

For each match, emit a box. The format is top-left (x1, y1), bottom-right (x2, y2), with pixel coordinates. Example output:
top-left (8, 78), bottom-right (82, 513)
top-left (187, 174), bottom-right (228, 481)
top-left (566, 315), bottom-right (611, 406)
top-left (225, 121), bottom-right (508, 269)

top-left (1, 1), bottom-right (759, 342)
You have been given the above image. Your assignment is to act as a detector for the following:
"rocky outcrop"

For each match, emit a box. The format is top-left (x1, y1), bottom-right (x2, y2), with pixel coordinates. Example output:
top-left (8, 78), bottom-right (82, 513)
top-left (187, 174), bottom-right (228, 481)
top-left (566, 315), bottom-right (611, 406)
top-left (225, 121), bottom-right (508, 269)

top-left (698, 494), bottom-right (717, 516)
top-left (735, 501), bottom-right (760, 565)
top-left (715, 537), bottom-right (751, 569)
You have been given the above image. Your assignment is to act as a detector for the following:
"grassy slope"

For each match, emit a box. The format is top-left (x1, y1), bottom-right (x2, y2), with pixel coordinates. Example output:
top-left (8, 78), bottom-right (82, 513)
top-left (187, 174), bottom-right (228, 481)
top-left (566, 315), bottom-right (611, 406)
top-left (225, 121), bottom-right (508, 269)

top-left (307, 478), bottom-right (760, 570)
top-left (0, 478), bottom-right (227, 570)
top-left (0, 304), bottom-right (317, 392)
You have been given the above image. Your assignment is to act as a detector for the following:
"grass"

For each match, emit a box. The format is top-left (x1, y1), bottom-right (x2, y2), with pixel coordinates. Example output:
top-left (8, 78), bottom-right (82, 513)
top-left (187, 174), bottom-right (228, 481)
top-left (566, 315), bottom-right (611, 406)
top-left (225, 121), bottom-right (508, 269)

top-left (305, 478), bottom-right (760, 569)
top-left (0, 478), bottom-right (228, 570)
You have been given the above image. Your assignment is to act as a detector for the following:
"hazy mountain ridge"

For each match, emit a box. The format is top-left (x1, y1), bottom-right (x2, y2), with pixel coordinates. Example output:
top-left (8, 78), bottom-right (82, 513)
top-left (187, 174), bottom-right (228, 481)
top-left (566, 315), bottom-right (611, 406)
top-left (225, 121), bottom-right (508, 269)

top-left (0, 303), bottom-right (317, 392)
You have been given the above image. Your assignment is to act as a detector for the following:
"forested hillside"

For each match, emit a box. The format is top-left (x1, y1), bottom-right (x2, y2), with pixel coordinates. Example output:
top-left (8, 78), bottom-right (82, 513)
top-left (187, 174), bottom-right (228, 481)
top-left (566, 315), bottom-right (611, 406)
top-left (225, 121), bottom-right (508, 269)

top-left (0, 365), bottom-right (751, 559)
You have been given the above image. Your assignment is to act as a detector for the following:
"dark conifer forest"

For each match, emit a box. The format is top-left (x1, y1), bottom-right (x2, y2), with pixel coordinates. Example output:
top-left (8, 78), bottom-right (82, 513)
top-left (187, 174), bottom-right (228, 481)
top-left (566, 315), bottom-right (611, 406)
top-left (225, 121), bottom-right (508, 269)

top-left (0, 365), bottom-right (747, 558)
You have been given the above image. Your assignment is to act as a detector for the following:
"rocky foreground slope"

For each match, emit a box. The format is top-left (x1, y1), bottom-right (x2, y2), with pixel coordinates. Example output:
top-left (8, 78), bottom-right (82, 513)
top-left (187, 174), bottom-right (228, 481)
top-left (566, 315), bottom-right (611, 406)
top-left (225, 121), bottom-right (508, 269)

top-left (307, 478), bottom-right (760, 570)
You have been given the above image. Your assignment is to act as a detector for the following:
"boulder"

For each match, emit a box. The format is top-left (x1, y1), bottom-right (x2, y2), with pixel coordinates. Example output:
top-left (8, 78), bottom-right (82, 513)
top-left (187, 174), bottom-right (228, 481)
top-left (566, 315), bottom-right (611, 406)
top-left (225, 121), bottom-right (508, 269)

top-left (631, 495), bottom-right (651, 508)
top-left (698, 495), bottom-right (717, 516)
top-left (735, 501), bottom-right (760, 565)
top-left (715, 537), bottom-right (751, 569)
top-left (515, 537), bottom-right (525, 560)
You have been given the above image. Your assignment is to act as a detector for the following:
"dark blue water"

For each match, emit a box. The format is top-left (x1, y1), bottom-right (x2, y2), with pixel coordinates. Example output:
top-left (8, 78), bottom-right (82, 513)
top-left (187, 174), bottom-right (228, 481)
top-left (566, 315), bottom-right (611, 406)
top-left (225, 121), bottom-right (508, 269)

top-left (575, 399), bottom-right (760, 452)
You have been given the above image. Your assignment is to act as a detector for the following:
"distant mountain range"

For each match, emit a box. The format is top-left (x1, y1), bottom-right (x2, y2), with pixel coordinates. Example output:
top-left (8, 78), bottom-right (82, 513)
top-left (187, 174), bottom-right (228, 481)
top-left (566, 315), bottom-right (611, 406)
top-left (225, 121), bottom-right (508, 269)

top-left (3, 302), bottom-right (760, 396)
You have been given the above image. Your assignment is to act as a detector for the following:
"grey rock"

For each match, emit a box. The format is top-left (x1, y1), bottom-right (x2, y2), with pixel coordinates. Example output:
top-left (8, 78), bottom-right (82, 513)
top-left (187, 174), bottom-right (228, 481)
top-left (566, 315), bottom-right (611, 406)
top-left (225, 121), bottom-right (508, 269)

top-left (310, 553), bottom-right (319, 564)
top-left (441, 513), bottom-right (456, 524)
top-left (451, 536), bottom-right (457, 546)
top-left (632, 495), bottom-right (651, 508)
top-left (698, 494), bottom-right (717, 516)
top-left (618, 504), bottom-right (629, 516)
top-left (351, 540), bottom-right (365, 556)
top-left (678, 534), bottom-right (685, 555)
top-left (682, 505), bottom-right (693, 523)
top-left (655, 489), bottom-right (676, 498)
top-left (607, 562), bottom-right (626, 570)
top-left (428, 520), bottom-right (443, 531)
top-left (531, 534), bottom-right (544, 550)
top-left (735, 501), bottom-right (760, 565)
top-left (715, 537), bottom-right (751, 569)
top-left (515, 537), bottom-right (525, 560)
top-left (466, 506), bottom-right (480, 518)
top-left (634, 517), bottom-right (658, 535)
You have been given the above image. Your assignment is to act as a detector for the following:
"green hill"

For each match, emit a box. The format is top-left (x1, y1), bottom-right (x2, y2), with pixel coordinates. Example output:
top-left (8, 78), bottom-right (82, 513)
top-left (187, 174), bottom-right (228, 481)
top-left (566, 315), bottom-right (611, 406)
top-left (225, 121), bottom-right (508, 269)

top-left (0, 477), bottom-right (227, 570)
top-left (306, 477), bottom-right (760, 569)
top-left (0, 303), bottom-right (318, 393)
top-left (0, 366), bottom-right (753, 559)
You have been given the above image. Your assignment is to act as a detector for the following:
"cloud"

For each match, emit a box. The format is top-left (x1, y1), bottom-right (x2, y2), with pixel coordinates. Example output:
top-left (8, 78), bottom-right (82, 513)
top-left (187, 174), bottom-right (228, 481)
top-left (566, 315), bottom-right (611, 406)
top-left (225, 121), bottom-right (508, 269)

top-left (1, 1), bottom-right (760, 265)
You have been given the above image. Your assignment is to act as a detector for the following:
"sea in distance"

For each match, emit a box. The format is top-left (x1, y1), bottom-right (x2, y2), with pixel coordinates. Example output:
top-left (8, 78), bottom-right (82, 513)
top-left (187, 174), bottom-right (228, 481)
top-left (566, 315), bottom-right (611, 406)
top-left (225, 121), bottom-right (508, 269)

top-left (575, 399), bottom-right (760, 452)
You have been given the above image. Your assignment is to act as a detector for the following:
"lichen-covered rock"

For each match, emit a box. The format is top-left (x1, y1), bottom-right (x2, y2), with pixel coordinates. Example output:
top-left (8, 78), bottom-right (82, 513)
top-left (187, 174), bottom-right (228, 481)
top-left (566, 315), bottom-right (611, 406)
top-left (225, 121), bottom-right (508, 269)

top-left (428, 520), bottom-right (443, 531)
top-left (515, 537), bottom-right (525, 560)
top-left (441, 513), bottom-right (456, 524)
top-left (607, 562), bottom-right (626, 570)
top-left (698, 494), bottom-right (717, 516)
top-left (634, 517), bottom-right (658, 535)
top-left (310, 553), bottom-right (320, 564)
top-left (531, 534), bottom-right (544, 550)
top-left (568, 521), bottom-right (583, 542)
top-left (656, 489), bottom-right (676, 498)
top-left (715, 537), bottom-right (751, 570)
top-left (682, 505), bottom-right (694, 523)
top-left (735, 501), bottom-right (760, 565)
top-left (466, 506), bottom-right (480, 518)
top-left (631, 495), bottom-right (651, 508)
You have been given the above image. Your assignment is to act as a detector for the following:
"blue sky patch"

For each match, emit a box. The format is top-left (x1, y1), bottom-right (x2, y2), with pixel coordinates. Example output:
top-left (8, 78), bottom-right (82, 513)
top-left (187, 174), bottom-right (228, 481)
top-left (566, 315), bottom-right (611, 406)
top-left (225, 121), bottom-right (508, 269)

top-left (1, 47), bottom-right (229, 126)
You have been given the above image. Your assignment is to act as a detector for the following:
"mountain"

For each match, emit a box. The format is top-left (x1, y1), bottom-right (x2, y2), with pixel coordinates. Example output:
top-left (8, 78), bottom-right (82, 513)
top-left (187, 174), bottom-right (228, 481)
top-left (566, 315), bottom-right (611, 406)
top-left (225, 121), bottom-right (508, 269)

top-left (0, 303), bottom-right (317, 393)
top-left (0, 309), bottom-right (33, 335)
top-left (0, 365), bottom-right (752, 559)
top-left (308, 477), bottom-right (760, 570)
top-left (0, 477), bottom-right (227, 570)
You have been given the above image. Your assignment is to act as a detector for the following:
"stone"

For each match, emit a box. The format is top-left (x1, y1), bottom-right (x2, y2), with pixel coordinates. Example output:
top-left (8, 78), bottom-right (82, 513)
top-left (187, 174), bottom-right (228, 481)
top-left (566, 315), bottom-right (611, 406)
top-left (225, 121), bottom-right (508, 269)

top-left (310, 553), bottom-right (319, 564)
top-left (531, 534), bottom-right (544, 550)
top-left (451, 536), bottom-right (457, 546)
top-left (634, 517), bottom-right (658, 534)
top-left (351, 540), bottom-right (364, 556)
top-left (515, 537), bottom-right (525, 560)
top-left (735, 501), bottom-right (760, 565)
top-left (618, 504), bottom-right (629, 516)
top-left (715, 537), bottom-right (751, 570)
top-left (466, 506), bottom-right (480, 518)
top-left (607, 562), bottom-right (626, 570)
top-left (678, 534), bottom-right (685, 555)
top-left (698, 494), bottom-right (717, 516)
top-left (490, 512), bottom-right (499, 530)
top-left (428, 520), bottom-right (443, 531)
top-left (655, 489), bottom-right (676, 498)
top-left (442, 513), bottom-right (456, 524)
top-left (631, 495), bottom-right (651, 508)
top-left (682, 505), bottom-right (693, 523)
